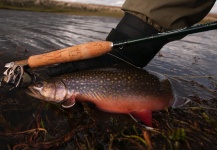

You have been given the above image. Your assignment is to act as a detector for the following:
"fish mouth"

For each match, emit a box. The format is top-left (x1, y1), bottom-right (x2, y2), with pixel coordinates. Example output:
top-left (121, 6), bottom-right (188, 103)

top-left (25, 86), bottom-right (44, 100)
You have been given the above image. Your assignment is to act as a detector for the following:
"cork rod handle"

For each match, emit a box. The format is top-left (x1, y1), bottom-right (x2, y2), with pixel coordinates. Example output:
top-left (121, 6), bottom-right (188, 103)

top-left (26, 41), bottom-right (112, 68)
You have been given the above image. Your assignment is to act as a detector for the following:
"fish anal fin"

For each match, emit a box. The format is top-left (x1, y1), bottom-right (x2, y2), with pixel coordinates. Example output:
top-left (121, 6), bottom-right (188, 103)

top-left (62, 95), bottom-right (76, 108)
top-left (130, 110), bottom-right (152, 127)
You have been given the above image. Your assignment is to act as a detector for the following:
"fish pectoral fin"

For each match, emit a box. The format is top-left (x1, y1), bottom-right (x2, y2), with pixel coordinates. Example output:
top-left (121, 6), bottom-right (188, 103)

top-left (62, 96), bottom-right (76, 108)
top-left (130, 110), bottom-right (152, 127)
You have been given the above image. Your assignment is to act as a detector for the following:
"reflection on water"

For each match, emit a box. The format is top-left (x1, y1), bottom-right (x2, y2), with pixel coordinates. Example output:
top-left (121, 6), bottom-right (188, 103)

top-left (0, 9), bottom-right (217, 149)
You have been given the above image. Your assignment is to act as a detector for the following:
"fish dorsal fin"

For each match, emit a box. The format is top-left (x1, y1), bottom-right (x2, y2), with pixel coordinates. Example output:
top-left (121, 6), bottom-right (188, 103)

top-left (130, 110), bottom-right (153, 127)
top-left (62, 95), bottom-right (76, 108)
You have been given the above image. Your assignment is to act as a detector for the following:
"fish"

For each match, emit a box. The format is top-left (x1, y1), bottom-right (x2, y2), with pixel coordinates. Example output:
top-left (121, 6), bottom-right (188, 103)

top-left (26, 66), bottom-right (174, 127)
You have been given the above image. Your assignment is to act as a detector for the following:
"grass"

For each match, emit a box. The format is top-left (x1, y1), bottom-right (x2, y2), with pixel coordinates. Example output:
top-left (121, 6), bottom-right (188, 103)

top-left (201, 13), bottom-right (217, 23)
top-left (0, 93), bottom-right (217, 149)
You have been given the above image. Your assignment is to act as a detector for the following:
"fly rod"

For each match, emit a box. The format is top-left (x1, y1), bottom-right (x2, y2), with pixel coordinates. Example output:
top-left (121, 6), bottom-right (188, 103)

top-left (5, 21), bottom-right (217, 68)
top-left (2, 21), bottom-right (217, 86)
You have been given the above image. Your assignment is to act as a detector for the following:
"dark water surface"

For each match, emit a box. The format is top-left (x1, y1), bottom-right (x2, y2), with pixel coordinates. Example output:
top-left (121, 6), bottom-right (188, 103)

top-left (0, 9), bottom-right (217, 149)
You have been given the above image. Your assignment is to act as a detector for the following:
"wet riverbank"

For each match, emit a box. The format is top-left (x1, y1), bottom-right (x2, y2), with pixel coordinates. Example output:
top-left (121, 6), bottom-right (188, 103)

top-left (0, 9), bottom-right (217, 149)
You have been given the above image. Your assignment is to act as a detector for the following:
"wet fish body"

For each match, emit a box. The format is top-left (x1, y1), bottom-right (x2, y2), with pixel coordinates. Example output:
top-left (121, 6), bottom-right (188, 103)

top-left (26, 66), bottom-right (174, 126)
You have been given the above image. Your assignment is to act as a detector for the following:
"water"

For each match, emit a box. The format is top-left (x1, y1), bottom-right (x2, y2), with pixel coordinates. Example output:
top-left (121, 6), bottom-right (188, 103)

top-left (0, 9), bottom-right (217, 149)
top-left (56, 0), bottom-right (125, 6)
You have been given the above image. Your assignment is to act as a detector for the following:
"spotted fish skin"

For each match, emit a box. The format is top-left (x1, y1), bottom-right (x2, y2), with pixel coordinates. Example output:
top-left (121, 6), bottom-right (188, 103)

top-left (26, 66), bottom-right (174, 126)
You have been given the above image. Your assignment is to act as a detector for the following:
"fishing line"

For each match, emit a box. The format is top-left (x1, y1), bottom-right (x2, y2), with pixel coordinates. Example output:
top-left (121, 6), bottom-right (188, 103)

top-left (108, 53), bottom-right (142, 69)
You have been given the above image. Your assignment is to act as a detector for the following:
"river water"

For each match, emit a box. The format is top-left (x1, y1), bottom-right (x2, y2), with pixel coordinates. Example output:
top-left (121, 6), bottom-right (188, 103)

top-left (0, 9), bottom-right (216, 149)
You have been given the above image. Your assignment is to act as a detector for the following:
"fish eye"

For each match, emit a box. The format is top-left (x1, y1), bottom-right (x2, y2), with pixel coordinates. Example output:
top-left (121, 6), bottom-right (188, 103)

top-left (35, 82), bottom-right (43, 88)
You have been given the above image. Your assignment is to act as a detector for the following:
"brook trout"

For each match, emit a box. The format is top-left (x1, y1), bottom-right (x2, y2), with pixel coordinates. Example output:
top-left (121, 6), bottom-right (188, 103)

top-left (26, 66), bottom-right (174, 127)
